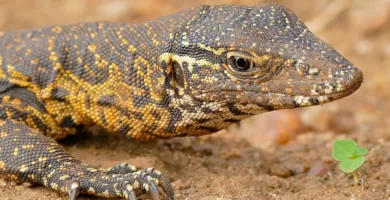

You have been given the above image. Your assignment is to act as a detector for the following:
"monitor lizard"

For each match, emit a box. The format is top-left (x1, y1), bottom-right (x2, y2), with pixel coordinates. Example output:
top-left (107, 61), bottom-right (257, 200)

top-left (0, 4), bottom-right (363, 200)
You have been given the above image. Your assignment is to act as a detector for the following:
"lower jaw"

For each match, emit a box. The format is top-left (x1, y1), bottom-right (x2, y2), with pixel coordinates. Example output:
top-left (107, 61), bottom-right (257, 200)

top-left (264, 86), bottom-right (361, 109)
top-left (195, 83), bottom-right (361, 110)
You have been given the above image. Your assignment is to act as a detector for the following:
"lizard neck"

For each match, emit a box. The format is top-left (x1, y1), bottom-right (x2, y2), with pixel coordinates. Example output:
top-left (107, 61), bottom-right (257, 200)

top-left (43, 17), bottom-right (202, 139)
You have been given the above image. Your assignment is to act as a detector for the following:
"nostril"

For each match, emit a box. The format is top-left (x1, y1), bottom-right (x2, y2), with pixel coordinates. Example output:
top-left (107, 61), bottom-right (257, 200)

top-left (293, 60), bottom-right (311, 75)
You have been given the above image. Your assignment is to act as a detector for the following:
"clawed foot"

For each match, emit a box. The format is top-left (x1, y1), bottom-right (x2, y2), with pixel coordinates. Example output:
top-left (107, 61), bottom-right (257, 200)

top-left (62, 163), bottom-right (174, 200)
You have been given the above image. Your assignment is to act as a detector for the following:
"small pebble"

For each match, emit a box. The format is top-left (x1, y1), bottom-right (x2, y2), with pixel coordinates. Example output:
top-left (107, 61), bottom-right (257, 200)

top-left (184, 186), bottom-right (196, 195)
top-left (0, 179), bottom-right (7, 187)
top-left (270, 164), bottom-right (292, 178)
top-left (301, 106), bottom-right (357, 133)
top-left (307, 162), bottom-right (331, 176)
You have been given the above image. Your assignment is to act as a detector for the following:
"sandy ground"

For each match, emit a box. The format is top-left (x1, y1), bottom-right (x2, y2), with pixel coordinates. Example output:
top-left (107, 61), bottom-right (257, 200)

top-left (0, 0), bottom-right (389, 199)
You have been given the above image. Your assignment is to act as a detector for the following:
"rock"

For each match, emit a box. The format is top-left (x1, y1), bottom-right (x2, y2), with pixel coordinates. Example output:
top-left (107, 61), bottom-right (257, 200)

top-left (354, 40), bottom-right (374, 56)
top-left (231, 110), bottom-right (306, 149)
top-left (307, 162), bottom-right (331, 176)
top-left (270, 164), bottom-right (292, 178)
top-left (0, 179), bottom-right (7, 187)
top-left (287, 163), bottom-right (309, 175)
top-left (301, 106), bottom-right (357, 133)
top-left (96, 1), bottom-right (131, 20)
top-left (184, 186), bottom-right (196, 195)
top-left (21, 182), bottom-right (33, 188)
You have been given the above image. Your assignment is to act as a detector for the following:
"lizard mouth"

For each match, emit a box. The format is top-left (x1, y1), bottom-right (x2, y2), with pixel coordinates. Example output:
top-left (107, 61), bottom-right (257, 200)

top-left (196, 65), bottom-right (363, 110)
top-left (274, 78), bottom-right (362, 108)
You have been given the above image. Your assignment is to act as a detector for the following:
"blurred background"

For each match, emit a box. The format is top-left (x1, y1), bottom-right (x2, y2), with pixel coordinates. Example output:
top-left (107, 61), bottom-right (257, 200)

top-left (0, 0), bottom-right (389, 199)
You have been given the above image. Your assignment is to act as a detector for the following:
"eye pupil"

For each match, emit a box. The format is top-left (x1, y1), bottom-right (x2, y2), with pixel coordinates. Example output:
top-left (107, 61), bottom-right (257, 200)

top-left (236, 58), bottom-right (248, 69)
top-left (231, 56), bottom-right (252, 71)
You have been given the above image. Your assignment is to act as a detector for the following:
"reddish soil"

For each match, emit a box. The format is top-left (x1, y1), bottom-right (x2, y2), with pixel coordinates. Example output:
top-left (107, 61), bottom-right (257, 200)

top-left (0, 0), bottom-right (389, 200)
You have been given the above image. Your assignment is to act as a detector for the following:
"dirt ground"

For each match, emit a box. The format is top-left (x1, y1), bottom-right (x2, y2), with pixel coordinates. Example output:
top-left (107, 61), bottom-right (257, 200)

top-left (0, 0), bottom-right (389, 200)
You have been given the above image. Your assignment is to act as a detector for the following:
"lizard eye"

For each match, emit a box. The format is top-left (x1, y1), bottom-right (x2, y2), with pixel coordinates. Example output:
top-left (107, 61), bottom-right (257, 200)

top-left (294, 60), bottom-right (311, 74)
top-left (229, 56), bottom-right (253, 72)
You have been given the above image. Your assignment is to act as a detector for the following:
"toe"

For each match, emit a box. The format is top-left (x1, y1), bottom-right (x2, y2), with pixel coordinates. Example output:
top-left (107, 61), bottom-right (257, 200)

top-left (136, 168), bottom-right (174, 200)
top-left (123, 183), bottom-right (137, 200)
top-left (148, 180), bottom-right (160, 200)
top-left (159, 175), bottom-right (175, 200)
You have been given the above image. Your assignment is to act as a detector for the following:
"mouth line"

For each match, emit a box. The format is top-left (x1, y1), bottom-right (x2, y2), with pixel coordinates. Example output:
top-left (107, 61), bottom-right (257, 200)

top-left (198, 81), bottom-right (361, 99)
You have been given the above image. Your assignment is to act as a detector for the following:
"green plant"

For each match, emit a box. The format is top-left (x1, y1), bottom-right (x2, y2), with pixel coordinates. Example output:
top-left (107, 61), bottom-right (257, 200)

top-left (332, 139), bottom-right (368, 186)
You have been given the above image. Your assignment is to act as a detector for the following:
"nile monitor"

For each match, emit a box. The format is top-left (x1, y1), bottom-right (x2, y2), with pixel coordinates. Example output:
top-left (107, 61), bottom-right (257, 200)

top-left (0, 4), bottom-right (363, 200)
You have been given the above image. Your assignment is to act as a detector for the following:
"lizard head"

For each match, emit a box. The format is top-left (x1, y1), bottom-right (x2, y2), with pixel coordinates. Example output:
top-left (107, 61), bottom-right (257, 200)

top-left (158, 4), bottom-right (363, 135)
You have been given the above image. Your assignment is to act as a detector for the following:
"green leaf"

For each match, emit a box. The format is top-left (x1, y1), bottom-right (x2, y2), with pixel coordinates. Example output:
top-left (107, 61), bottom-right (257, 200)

top-left (332, 139), bottom-right (358, 161)
top-left (339, 156), bottom-right (365, 173)
top-left (353, 147), bottom-right (368, 156)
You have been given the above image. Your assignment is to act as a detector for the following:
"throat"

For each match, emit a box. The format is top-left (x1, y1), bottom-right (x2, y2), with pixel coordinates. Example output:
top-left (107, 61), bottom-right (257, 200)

top-left (168, 96), bottom-right (263, 136)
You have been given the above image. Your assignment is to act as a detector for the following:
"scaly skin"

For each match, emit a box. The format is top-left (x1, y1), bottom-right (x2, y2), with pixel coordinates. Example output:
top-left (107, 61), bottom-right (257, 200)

top-left (0, 4), bottom-right (362, 200)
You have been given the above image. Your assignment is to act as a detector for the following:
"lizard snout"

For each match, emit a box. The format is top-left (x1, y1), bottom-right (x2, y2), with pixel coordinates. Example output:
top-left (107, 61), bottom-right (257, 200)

top-left (330, 64), bottom-right (363, 95)
top-left (306, 63), bottom-right (363, 99)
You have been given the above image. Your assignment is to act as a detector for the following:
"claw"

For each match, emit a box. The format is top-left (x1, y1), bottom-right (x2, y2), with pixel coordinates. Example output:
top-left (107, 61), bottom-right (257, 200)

top-left (68, 180), bottom-right (80, 200)
top-left (159, 175), bottom-right (175, 200)
top-left (128, 190), bottom-right (137, 200)
top-left (149, 181), bottom-right (160, 200)
top-left (124, 184), bottom-right (137, 200)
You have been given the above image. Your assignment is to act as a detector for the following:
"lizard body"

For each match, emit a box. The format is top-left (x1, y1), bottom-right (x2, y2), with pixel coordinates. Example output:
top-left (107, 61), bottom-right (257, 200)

top-left (0, 4), bottom-right (362, 199)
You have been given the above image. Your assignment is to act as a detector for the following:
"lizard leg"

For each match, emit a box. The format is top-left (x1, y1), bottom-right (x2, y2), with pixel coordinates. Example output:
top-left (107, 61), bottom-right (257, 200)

top-left (0, 119), bottom-right (174, 199)
top-left (0, 94), bottom-right (174, 200)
